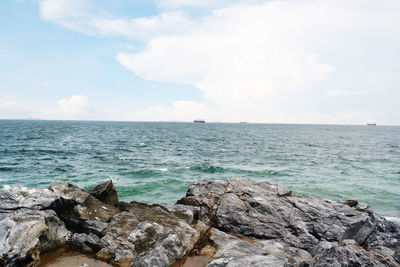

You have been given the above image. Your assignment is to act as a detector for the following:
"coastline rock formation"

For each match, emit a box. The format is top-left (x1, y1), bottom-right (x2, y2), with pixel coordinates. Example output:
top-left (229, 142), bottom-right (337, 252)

top-left (0, 179), bottom-right (399, 266)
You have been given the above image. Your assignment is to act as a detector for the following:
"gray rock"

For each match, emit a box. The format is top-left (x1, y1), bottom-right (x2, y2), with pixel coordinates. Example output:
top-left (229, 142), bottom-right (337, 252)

top-left (208, 228), bottom-right (310, 267)
top-left (72, 233), bottom-right (101, 253)
top-left (1, 178), bottom-right (399, 267)
top-left (163, 204), bottom-right (199, 225)
top-left (88, 180), bottom-right (119, 207)
top-left (0, 208), bottom-right (70, 267)
top-left (0, 185), bottom-right (58, 211)
top-left (49, 182), bottom-right (90, 204)
top-left (178, 178), bottom-right (400, 266)
top-left (50, 183), bottom-right (118, 232)
top-left (83, 220), bottom-right (108, 235)
top-left (96, 201), bottom-right (199, 267)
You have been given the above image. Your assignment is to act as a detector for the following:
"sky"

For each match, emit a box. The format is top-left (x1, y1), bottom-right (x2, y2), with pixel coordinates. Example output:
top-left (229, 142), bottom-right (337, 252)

top-left (0, 0), bottom-right (399, 124)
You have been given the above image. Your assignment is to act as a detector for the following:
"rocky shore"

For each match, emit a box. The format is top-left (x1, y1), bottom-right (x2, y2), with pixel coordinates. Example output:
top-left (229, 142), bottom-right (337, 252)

top-left (1, 179), bottom-right (399, 267)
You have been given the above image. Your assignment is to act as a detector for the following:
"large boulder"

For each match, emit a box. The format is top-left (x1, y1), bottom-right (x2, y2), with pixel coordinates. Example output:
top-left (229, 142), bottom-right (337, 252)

top-left (0, 186), bottom-right (71, 267)
top-left (88, 180), bottom-right (119, 207)
top-left (96, 201), bottom-right (199, 267)
top-left (206, 228), bottom-right (311, 267)
top-left (178, 179), bottom-right (400, 266)
top-left (49, 182), bottom-right (118, 233)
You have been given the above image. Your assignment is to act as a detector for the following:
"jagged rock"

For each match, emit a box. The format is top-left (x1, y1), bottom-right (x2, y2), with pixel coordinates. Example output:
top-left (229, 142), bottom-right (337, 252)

top-left (88, 180), bottom-right (119, 207)
top-left (0, 185), bottom-right (58, 211)
top-left (1, 178), bottom-right (399, 267)
top-left (49, 182), bottom-right (90, 204)
top-left (83, 220), bottom-right (108, 235)
top-left (345, 199), bottom-right (359, 207)
top-left (0, 208), bottom-right (70, 267)
top-left (163, 204), bottom-right (199, 224)
top-left (72, 233), bottom-right (101, 253)
top-left (96, 201), bottom-right (199, 267)
top-left (50, 183), bottom-right (118, 232)
top-left (207, 228), bottom-right (310, 267)
top-left (179, 179), bottom-right (400, 266)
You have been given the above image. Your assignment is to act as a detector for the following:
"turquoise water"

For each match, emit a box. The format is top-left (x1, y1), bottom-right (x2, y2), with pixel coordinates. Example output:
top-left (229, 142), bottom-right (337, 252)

top-left (0, 120), bottom-right (399, 221)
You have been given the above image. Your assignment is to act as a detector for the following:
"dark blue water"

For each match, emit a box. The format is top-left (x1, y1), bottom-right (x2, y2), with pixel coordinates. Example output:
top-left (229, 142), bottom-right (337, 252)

top-left (0, 120), bottom-right (399, 222)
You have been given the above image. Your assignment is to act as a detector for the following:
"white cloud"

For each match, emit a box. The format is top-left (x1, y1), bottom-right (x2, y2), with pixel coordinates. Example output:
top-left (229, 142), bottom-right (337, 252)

top-left (117, 0), bottom-right (400, 123)
top-left (134, 100), bottom-right (212, 121)
top-left (118, 1), bottom-right (336, 115)
top-left (0, 99), bottom-right (22, 109)
top-left (37, 0), bottom-right (197, 40)
top-left (54, 95), bottom-right (94, 119)
top-left (91, 12), bottom-right (193, 40)
top-left (34, 0), bottom-right (400, 124)
top-left (0, 98), bottom-right (31, 119)
top-left (38, 0), bottom-right (92, 32)
top-left (326, 90), bottom-right (364, 97)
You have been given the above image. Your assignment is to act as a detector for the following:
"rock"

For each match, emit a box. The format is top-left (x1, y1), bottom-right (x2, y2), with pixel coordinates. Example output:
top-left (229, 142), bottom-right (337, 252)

top-left (96, 201), bottom-right (199, 267)
top-left (1, 178), bottom-right (399, 267)
top-left (83, 220), bottom-right (108, 235)
top-left (164, 204), bottom-right (199, 224)
top-left (207, 228), bottom-right (310, 267)
top-left (311, 239), bottom-right (399, 266)
top-left (0, 208), bottom-right (70, 267)
top-left (88, 180), bottom-right (119, 207)
top-left (0, 185), bottom-right (59, 211)
top-left (49, 182), bottom-right (90, 204)
top-left (72, 233), bottom-right (101, 253)
top-left (50, 183), bottom-right (118, 232)
top-left (345, 199), bottom-right (358, 207)
top-left (178, 178), bottom-right (400, 266)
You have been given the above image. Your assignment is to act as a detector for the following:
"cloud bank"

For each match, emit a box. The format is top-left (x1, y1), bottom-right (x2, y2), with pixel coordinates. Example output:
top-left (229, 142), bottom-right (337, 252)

top-left (33, 0), bottom-right (400, 123)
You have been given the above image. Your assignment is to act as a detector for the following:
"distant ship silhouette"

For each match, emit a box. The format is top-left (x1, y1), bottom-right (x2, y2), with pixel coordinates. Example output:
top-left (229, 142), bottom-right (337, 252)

top-left (367, 123), bottom-right (376, 126)
top-left (194, 119), bottom-right (205, 123)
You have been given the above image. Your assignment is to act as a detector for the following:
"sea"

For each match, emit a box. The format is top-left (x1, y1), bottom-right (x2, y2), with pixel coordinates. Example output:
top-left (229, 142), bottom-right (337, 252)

top-left (0, 120), bottom-right (399, 223)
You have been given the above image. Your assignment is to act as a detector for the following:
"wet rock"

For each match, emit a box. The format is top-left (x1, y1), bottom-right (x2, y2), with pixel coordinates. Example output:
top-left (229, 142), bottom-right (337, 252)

top-left (88, 180), bottom-right (119, 207)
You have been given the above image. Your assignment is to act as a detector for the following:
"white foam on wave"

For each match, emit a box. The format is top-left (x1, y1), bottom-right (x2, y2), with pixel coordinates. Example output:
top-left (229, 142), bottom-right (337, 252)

top-left (385, 216), bottom-right (400, 225)
top-left (158, 168), bottom-right (168, 172)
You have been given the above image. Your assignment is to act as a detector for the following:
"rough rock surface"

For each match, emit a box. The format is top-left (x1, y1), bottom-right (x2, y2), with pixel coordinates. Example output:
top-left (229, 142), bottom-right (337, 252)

top-left (1, 178), bottom-right (399, 267)
top-left (178, 179), bottom-right (400, 266)
top-left (88, 180), bottom-right (119, 207)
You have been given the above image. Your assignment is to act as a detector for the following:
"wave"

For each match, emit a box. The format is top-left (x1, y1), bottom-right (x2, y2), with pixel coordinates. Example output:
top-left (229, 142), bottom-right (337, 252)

top-left (0, 167), bottom-right (13, 171)
top-left (384, 216), bottom-right (400, 225)
top-left (119, 165), bottom-right (287, 179)
top-left (189, 165), bottom-right (226, 173)
top-left (189, 165), bottom-right (286, 176)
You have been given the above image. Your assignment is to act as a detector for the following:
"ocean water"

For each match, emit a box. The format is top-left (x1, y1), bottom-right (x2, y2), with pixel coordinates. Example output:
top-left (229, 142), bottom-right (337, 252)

top-left (0, 120), bottom-right (399, 221)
